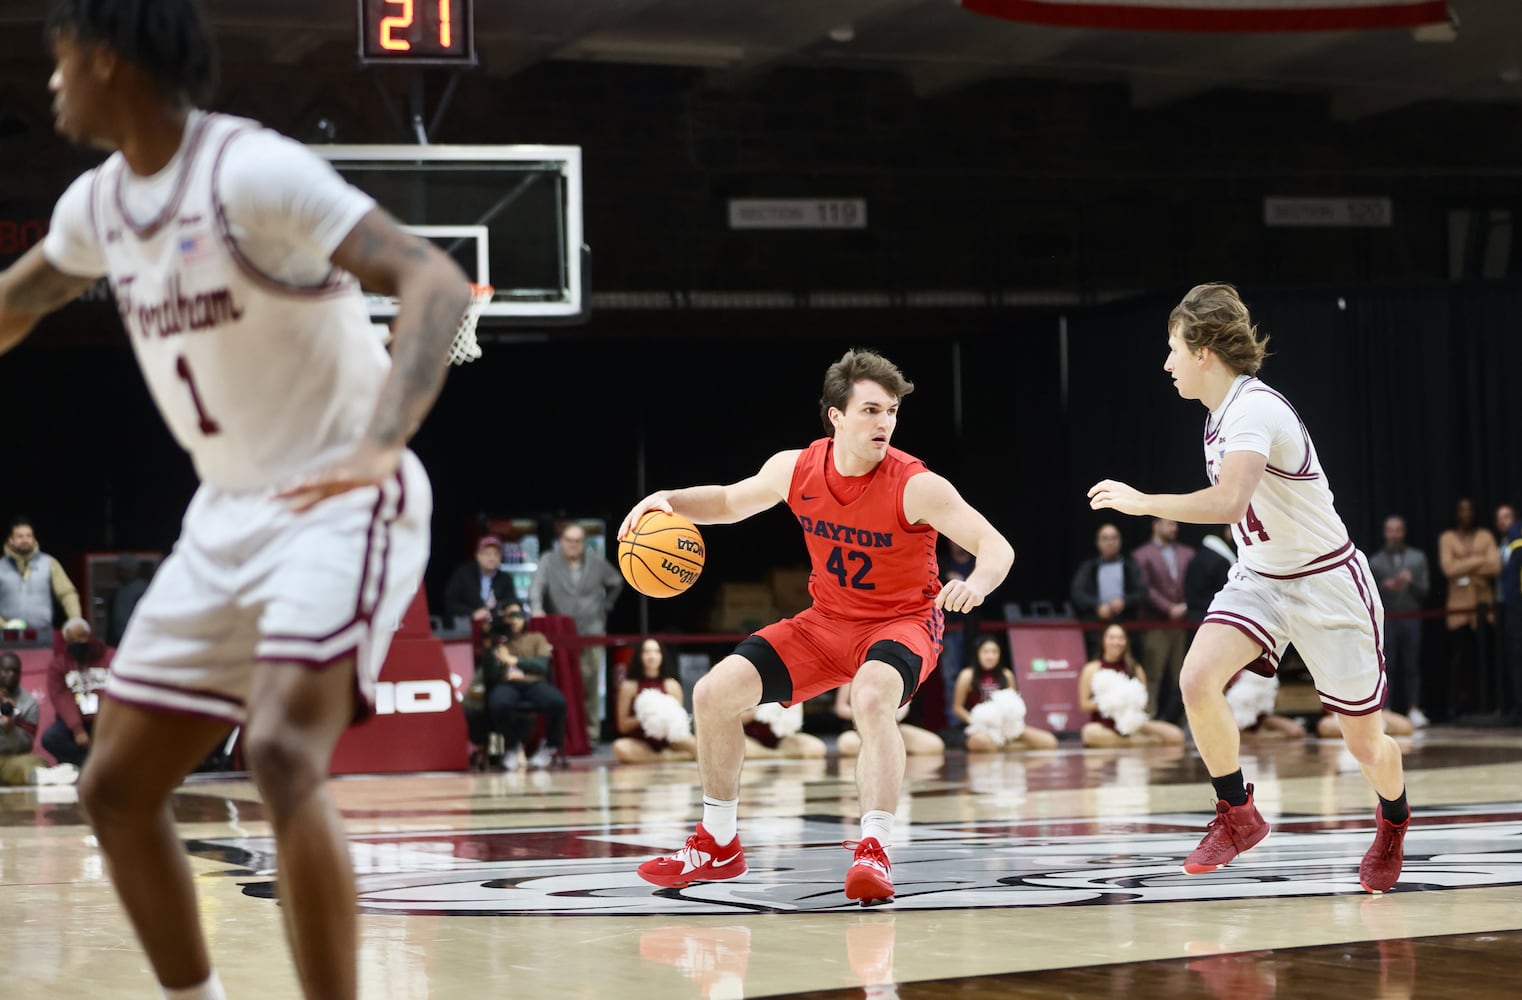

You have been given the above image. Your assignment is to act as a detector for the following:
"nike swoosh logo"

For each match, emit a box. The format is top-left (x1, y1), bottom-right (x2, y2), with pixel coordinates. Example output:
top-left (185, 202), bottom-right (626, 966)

top-left (801, 494), bottom-right (818, 501)
top-left (714, 853), bottom-right (741, 867)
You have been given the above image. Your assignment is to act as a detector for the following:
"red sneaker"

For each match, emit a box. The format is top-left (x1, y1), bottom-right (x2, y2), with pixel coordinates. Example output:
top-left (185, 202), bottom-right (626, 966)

top-left (1359, 805), bottom-right (1408, 893)
top-left (1182, 784), bottom-right (1271, 874)
top-left (637, 824), bottom-right (747, 889)
top-left (843, 838), bottom-right (895, 903)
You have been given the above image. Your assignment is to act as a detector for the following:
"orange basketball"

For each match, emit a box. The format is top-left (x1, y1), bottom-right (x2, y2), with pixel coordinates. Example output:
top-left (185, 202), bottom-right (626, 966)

top-left (618, 510), bottom-right (705, 598)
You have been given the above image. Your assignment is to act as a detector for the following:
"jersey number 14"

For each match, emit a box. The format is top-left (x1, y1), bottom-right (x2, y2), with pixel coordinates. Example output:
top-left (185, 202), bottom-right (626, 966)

top-left (1236, 504), bottom-right (1271, 545)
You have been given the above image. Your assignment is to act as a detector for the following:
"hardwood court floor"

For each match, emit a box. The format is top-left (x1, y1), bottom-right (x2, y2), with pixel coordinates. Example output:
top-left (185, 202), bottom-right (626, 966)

top-left (6, 729), bottom-right (1522, 999)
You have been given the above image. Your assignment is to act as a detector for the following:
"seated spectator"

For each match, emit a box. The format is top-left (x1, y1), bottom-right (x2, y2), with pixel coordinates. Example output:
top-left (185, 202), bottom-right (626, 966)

top-left (463, 603), bottom-right (565, 771)
top-left (835, 681), bottom-right (945, 757)
top-left (444, 536), bottom-right (522, 627)
top-left (1078, 624), bottom-right (1185, 748)
top-left (1, 651), bottom-right (77, 786)
top-left (951, 636), bottom-right (1058, 752)
top-left (0, 517), bottom-right (83, 640)
top-left (107, 554), bottom-right (155, 647)
top-left (1070, 524), bottom-right (1145, 656)
top-left (741, 703), bottom-right (827, 759)
top-left (43, 618), bottom-right (113, 767)
top-left (612, 638), bottom-right (697, 764)
top-left (1317, 711), bottom-right (1414, 739)
top-left (1225, 669), bottom-right (1306, 742)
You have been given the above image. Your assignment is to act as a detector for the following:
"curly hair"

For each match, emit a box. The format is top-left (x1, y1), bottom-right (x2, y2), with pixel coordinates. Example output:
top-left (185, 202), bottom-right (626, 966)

top-left (1168, 283), bottom-right (1270, 376)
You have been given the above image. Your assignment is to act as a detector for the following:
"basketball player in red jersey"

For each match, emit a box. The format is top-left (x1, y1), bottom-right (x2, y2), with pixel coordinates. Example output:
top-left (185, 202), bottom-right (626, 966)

top-left (619, 349), bottom-right (1014, 903)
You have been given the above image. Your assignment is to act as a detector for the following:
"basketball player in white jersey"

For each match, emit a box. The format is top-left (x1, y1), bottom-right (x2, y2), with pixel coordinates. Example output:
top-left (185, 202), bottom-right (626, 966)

top-left (0, 3), bottom-right (471, 998)
top-left (1088, 283), bottom-right (1408, 893)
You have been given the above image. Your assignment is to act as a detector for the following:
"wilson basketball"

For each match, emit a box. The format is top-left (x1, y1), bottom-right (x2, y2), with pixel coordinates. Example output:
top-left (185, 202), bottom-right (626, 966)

top-left (619, 510), bottom-right (705, 598)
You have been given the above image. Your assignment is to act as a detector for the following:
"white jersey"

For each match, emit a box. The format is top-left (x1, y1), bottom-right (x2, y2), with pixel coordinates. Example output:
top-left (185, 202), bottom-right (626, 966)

top-left (43, 111), bottom-right (386, 492)
top-left (1203, 374), bottom-right (1352, 576)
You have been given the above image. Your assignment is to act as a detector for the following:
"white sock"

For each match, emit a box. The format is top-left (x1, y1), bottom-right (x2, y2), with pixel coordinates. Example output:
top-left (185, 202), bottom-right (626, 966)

top-left (702, 796), bottom-right (739, 846)
top-left (164, 971), bottom-right (226, 1000)
top-left (861, 810), bottom-right (895, 846)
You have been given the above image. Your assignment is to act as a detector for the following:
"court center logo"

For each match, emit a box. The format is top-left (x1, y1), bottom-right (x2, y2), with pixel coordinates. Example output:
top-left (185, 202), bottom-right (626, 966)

top-left (188, 801), bottom-right (1522, 916)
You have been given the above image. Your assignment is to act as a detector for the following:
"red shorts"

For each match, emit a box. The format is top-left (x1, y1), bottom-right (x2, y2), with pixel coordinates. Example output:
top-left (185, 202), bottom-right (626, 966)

top-left (742, 605), bottom-right (942, 707)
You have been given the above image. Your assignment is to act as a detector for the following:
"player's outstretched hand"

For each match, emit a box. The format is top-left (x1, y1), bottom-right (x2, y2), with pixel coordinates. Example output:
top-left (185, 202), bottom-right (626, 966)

top-left (936, 579), bottom-right (985, 614)
top-left (618, 492), bottom-right (674, 541)
top-left (1087, 479), bottom-right (1149, 516)
top-left (277, 442), bottom-right (402, 513)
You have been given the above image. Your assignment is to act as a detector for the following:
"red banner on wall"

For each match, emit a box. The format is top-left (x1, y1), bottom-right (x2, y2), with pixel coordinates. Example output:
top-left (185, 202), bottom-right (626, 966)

top-left (962, 0), bottom-right (1449, 32)
top-left (1006, 625), bottom-right (1088, 735)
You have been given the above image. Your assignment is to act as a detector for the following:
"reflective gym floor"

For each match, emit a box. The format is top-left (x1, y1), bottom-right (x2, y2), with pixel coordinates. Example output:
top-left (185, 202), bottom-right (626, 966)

top-left (6, 730), bottom-right (1522, 998)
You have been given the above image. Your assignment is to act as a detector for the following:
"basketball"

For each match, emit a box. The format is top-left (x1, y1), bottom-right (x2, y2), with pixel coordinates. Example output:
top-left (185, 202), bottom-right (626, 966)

top-left (619, 510), bottom-right (705, 598)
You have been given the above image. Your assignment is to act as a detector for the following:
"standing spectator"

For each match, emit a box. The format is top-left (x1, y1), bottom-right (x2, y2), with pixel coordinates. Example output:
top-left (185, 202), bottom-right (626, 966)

top-left (1369, 516), bottom-right (1431, 727)
top-left (1184, 527), bottom-right (1235, 621)
top-left (1132, 517), bottom-right (1194, 723)
top-left (107, 554), bottom-right (154, 648)
top-left (43, 618), bottom-right (114, 767)
top-left (1500, 522), bottom-right (1522, 725)
top-left (443, 536), bottom-right (522, 627)
top-left (1438, 497), bottom-right (1501, 716)
top-left (1497, 504), bottom-right (1516, 542)
top-left (531, 522), bottom-right (624, 739)
top-left (0, 517), bottom-right (82, 639)
top-left (1070, 523), bottom-right (1145, 656)
top-left (0, 651), bottom-right (77, 786)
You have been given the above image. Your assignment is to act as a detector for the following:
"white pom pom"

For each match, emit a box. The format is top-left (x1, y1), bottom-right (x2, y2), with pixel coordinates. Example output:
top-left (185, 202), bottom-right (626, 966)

top-left (966, 700), bottom-right (1008, 747)
top-left (966, 688), bottom-right (1027, 745)
top-left (1226, 671), bottom-right (1279, 730)
top-left (634, 688), bottom-right (691, 742)
top-left (1091, 668), bottom-right (1150, 736)
top-left (753, 701), bottom-right (803, 739)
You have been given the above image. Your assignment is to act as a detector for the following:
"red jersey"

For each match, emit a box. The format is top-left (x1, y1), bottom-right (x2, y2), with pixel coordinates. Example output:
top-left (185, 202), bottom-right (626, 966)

top-left (965, 666), bottom-right (1010, 710)
top-left (788, 438), bottom-right (941, 622)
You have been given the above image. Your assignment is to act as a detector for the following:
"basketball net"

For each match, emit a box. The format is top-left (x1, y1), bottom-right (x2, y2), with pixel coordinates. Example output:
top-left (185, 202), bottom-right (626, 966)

top-left (449, 283), bottom-right (493, 366)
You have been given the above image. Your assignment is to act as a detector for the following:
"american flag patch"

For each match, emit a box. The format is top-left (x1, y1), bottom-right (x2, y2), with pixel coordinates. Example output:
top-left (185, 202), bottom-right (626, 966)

top-left (178, 231), bottom-right (212, 263)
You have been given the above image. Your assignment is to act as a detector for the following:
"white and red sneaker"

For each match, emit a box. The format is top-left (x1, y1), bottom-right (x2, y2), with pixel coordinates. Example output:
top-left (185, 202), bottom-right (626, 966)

top-left (843, 838), bottom-right (895, 904)
top-left (637, 824), bottom-right (747, 889)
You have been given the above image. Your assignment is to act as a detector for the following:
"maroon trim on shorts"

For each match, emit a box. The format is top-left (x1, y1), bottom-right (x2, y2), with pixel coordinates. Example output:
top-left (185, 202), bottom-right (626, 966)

top-left (259, 465), bottom-right (405, 647)
top-left (1254, 541), bottom-right (1355, 580)
top-left (102, 690), bottom-right (241, 725)
top-left (1202, 611), bottom-right (1278, 657)
top-left (108, 672), bottom-right (246, 706)
top-left (114, 113), bottom-right (213, 241)
top-left (1319, 676), bottom-right (1388, 717)
top-left (253, 646), bottom-right (360, 671)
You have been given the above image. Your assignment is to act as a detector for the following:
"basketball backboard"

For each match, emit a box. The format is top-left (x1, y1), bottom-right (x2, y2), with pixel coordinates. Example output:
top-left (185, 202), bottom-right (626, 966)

top-left (309, 144), bottom-right (587, 322)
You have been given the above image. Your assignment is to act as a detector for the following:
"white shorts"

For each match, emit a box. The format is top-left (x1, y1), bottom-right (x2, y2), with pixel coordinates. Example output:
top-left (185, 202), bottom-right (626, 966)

top-left (1203, 548), bottom-right (1386, 716)
top-left (105, 450), bottom-right (432, 725)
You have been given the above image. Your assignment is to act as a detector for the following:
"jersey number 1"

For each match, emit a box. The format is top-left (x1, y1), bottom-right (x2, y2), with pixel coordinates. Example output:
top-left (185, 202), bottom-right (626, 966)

top-left (175, 355), bottom-right (222, 436)
top-left (1237, 503), bottom-right (1270, 545)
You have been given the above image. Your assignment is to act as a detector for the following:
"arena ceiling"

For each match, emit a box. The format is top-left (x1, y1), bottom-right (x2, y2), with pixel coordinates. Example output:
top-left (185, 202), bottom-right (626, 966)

top-left (1, 1), bottom-right (1518, 119)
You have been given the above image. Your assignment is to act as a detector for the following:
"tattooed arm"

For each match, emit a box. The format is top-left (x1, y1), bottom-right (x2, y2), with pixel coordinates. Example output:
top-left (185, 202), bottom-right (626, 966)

top-left (0, 245), bottom-right (99, 357)
top-left (332, 207), bottom-right (471, 449)
top-left (277, 207), bottom-right (469, 510)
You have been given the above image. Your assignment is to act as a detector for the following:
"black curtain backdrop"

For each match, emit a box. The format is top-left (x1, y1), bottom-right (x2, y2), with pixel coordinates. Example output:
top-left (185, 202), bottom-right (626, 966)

top-left (4, 281), bottom-right (1517, 636)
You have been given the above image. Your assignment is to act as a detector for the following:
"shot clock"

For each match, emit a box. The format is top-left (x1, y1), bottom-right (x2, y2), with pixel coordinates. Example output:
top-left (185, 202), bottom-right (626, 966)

top-left (357, 0), bottom-right (475, 66)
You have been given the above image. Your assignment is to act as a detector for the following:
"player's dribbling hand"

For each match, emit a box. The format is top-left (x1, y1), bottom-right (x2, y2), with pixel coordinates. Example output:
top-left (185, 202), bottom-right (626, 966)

top-left (277, 442), bottom-right (402, 513)
top-left (1087, 479), bottom-right (1148, 515)
top-left (618, 492), bottom-right (674, 541)
top-left (935, 579), bottom-right (985, 614)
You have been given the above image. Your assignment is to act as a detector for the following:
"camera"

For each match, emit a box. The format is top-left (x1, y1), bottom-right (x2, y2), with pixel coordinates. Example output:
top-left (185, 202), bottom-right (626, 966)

top-left (0, 701), bottom-right (14, 717)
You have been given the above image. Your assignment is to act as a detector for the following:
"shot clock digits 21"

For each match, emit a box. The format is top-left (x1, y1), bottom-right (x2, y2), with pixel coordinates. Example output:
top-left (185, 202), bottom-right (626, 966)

top-left (357, 0), bottom-right (475, 66)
